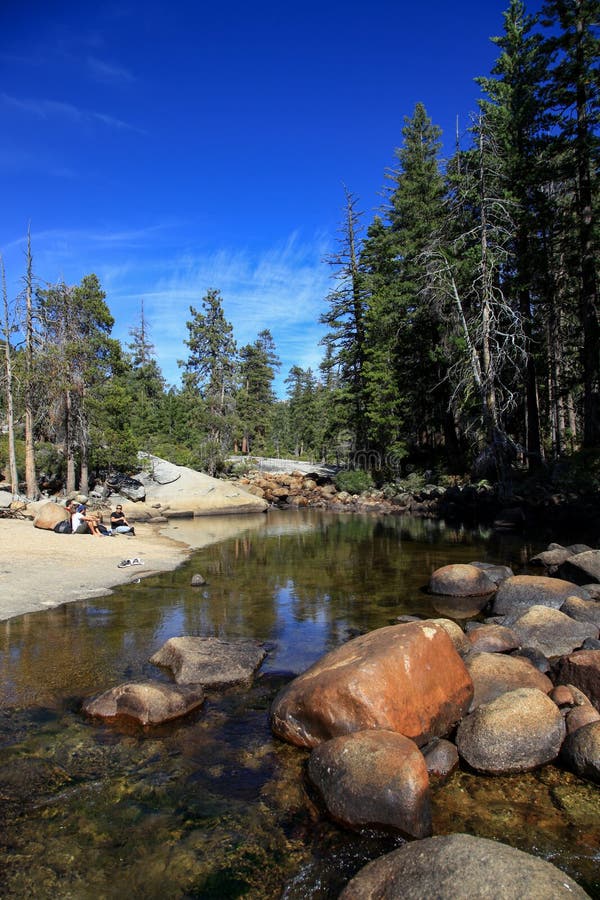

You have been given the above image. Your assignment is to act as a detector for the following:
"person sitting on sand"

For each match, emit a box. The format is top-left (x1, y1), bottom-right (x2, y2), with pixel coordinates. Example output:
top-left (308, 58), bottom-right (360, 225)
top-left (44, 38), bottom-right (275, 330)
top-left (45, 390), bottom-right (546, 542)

top-left (71, 503), bottom-right (102, 536)
top-left (110, 505), bottom-right (135, 535)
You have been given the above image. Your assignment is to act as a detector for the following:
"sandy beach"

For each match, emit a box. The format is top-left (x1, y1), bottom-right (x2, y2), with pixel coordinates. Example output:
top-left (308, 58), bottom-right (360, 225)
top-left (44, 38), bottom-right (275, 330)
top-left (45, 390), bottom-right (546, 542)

top-left (0, 517), bottom-right (191, 622)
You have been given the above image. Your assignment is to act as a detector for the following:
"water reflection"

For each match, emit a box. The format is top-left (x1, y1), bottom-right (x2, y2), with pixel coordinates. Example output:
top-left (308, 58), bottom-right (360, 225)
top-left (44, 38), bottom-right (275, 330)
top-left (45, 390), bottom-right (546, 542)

top-left (0, 510), bottom-right (598, 898)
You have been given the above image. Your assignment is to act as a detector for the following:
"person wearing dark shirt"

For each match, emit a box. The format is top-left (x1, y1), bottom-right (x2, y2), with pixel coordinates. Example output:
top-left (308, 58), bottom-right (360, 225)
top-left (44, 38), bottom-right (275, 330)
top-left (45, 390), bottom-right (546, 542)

top-left (110, 505), bottom-right (135, 535)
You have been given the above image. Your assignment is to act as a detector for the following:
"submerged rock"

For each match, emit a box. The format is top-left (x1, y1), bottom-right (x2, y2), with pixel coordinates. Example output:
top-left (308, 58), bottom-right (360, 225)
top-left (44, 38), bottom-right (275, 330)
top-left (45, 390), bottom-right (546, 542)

top-left (338, 833), bottom-right (590, 899)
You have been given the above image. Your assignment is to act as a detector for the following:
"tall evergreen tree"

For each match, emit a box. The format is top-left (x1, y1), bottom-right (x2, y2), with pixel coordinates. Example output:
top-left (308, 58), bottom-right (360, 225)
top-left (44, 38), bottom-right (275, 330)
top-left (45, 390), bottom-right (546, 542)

top-left (477, 0), bottom-right (548, 468)
top-left (541, 0), bottom-right (600, 447)
top-left (363, 103), bottom-right (450, 467)
top-left (284, 365), bottom-right (324, 458)
top-left (179, 289), bottom-right (237, 453)
top-left (320, 187), bottom-right (369, 451)
top-left (237, 329), bottom-right (280, 453)
top-left (126, 300), bottom-right (166, 445)
top-left (37, 274), bottom-right (118, 492)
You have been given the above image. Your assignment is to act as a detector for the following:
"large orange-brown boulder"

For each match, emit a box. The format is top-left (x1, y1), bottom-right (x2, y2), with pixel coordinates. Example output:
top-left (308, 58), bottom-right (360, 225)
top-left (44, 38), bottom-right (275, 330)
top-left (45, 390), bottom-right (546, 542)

top-left (429, 564), bottom-right (496, 597)
top-left (307, 729), bottom-right (431, 838)
top-left (270, 622), bottom-right (473, 749)
top-left (33, 501), bottom-right (70, 531)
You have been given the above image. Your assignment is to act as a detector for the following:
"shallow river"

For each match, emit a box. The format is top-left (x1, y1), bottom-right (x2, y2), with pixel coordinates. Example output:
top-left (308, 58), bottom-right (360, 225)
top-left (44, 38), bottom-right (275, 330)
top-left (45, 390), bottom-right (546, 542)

top-left (0, 510), bottom-right (598, 898)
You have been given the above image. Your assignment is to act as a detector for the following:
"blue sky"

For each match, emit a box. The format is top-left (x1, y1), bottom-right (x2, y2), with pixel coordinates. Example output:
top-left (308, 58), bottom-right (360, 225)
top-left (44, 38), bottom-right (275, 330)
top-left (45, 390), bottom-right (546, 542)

top-left (1, 0), bottom-right (542, 396)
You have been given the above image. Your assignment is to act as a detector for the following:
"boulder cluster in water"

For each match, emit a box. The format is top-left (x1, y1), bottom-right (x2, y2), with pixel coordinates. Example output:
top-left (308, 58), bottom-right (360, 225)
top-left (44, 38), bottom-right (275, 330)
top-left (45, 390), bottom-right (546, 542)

top-left (270, 542), bottom-right (599, 897)
top-left (81, 543), bottom-right (600, 897)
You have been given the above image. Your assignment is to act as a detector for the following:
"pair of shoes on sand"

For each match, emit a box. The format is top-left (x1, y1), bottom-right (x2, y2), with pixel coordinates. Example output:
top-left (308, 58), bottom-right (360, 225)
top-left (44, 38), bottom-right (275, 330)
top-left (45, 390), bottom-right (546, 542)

top-left (118, 557), bottom-right (143, 568)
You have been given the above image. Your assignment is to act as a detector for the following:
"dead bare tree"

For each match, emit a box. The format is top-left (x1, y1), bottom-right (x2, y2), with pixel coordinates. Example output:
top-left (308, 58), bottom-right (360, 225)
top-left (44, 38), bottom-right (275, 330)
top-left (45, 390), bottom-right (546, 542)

top-left (425, 116), bottom-right (527, 490)
top-left (21, 227), bottom-right (39, 499)
top-left (1, 256), bottom-right (19, 495)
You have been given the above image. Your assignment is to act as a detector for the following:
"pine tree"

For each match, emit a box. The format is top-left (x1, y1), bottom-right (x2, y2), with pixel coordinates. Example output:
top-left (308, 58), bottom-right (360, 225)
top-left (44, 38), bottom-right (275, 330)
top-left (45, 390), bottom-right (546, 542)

top-left (362, 103), bottom-right (449, 468)
top-left (37, 274), bottom-right (117, 492)
top-left (320, 187), bottom-right (369, 453)
top-left (237, 329), bottom-right (280, 453)
top-left (126, 300), bottom-right (166, 445)
top-left (179, 289), bottom-right (237, 455)
top-left (477, 0), bottom-right (549, 468)
top-left (541, 0), bottom-right (600, 447)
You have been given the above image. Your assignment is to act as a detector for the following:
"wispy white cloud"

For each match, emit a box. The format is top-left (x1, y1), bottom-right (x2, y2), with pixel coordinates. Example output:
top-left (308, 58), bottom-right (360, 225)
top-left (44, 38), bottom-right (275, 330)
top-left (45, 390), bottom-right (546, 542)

top-left (1, 92), bottom-right (143, 133)
top-left (1, 223), bottom-right (333, 395)
top-left (87, 56), bottom-right (135, 85)
top-left (109, 235), bottom-right (332, 391)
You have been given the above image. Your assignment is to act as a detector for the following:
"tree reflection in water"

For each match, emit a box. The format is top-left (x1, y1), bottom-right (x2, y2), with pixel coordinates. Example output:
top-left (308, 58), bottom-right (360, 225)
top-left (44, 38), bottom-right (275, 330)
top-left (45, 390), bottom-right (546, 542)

top-left (0, 510), bottom-right (597, 898)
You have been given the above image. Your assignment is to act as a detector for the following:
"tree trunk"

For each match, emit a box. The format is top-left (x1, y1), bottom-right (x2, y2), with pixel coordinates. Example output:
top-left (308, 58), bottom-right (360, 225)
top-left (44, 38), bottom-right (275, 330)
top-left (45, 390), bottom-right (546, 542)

top-left (1, 259), bottom-right (19, 494)
top-left (65, 390), bottom-right (76, 493)
top-left (575, 17), bottom-right (600, 446)
top-left (24, 229), bottom-right (38, 499)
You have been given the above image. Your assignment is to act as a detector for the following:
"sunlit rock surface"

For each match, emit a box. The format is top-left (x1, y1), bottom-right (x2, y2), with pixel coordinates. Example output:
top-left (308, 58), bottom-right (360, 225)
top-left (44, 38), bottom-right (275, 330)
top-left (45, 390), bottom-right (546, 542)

top-left (270, 622), bottom-right (473, 749)
top-left (493, 575), bottom-right (590, 615)
top-left (82, 681), bottom-right (205, 725)
top-left (456, 687), bottom-right (565, 774)
top-left (150, 636), bottom-right (267, 688)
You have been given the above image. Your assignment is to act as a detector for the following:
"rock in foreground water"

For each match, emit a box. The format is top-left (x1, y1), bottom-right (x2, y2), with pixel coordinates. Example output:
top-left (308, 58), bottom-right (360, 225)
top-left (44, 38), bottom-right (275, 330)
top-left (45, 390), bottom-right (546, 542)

top-left (83, 681), bottom-right (205, 724)
top-left (270, 622), bottom-right (473, 749)
top-left (428, 564), bottom-right (496, 597)
top-left (338, 833), bottom-right (590, 899)
top-left (456, 687), bottom-right (565, 774)
top-left (307, 729), bottom-right (431, 838)
top-left (150, 636), bottom-right (267, 687)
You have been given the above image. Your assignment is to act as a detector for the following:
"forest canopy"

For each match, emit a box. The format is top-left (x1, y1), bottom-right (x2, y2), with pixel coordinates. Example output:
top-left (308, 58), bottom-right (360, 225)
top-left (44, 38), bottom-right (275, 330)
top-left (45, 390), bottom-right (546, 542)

top-left (1, 0), bottom-right (598, 498)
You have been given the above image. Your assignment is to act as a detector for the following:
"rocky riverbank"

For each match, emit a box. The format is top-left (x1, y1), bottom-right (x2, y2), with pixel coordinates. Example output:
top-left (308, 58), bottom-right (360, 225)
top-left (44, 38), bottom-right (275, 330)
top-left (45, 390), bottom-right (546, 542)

top-left (76, 534), bottom-right (600, 896)
top-left (233, 466), bottom-right (600, 540)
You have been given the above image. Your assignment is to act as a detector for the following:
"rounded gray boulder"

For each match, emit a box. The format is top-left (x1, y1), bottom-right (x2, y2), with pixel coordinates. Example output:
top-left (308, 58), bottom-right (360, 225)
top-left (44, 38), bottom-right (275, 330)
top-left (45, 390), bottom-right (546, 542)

top-left (338, 833), bottom-right (590, 899)
top-left (456, 687), bottom-right (565, 774)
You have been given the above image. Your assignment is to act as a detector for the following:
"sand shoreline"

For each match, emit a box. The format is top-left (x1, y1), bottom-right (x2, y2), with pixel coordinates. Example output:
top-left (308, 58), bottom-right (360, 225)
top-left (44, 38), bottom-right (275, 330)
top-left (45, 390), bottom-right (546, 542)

top-left (0, 517), bottom-right (192, 622)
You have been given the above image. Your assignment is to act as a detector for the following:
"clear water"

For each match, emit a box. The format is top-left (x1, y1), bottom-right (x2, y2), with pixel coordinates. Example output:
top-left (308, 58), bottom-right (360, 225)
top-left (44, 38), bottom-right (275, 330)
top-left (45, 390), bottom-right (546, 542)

top-left (0, 510), bottom-right (598, 898)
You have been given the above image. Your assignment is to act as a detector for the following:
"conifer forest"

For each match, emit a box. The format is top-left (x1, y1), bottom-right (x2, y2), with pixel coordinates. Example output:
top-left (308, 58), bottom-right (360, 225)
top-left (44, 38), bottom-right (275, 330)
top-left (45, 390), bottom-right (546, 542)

top-left (1, 0), bottom-right (599, 498)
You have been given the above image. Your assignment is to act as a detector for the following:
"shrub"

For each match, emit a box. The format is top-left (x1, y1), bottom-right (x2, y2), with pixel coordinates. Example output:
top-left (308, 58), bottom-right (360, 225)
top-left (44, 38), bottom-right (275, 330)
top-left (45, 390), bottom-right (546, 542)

top-left (334, 469), bottom-right (374, 495)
